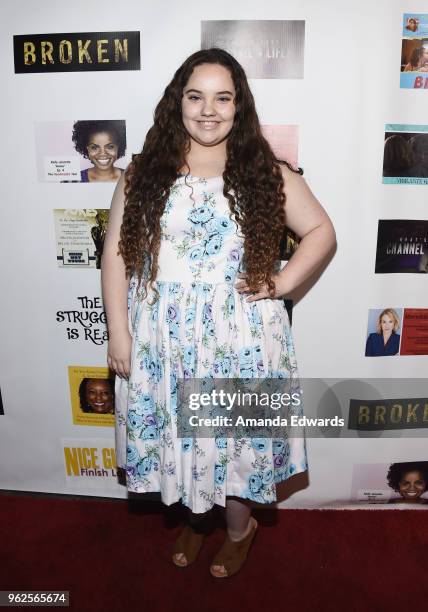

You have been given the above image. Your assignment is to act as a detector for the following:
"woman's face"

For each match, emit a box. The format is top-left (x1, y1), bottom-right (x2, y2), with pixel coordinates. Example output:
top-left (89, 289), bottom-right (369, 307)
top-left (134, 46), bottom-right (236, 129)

top-left (181, 63), bottom-right (236, 147)
top-left (420, 47), bottom-right (428, 66)
top-left (85, 379), bottom-right (114, 413)
top-left (380, 314), bottom-right (394, 334)
top-left (398, 470), bottom-right (427, 500)
top-left (86, 132), bottom-right (118, 169)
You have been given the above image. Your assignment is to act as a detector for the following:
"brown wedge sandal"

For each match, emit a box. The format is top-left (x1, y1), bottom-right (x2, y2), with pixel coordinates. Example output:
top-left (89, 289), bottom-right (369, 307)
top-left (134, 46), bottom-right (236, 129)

top-left (172, 524), bottom-right (205, 567)
top-left (209, 517), bottom-right (258, 578)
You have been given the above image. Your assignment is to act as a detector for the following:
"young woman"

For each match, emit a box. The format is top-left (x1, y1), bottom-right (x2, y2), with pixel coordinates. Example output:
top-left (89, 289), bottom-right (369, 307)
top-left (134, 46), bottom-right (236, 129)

top-left (101, 47), bottom-right (336, 578)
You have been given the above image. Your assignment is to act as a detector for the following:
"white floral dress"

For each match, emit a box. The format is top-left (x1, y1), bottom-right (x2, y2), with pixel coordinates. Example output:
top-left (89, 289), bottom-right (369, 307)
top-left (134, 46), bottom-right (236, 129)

top-left (115, 174), bottom-right (308, 513)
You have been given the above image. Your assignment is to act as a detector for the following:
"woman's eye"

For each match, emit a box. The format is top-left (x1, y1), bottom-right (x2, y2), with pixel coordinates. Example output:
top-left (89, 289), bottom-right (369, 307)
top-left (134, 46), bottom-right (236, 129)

top-left (218, 97), bottom-right (231, 102)
top-left (189, 95), bottom-right (200, 101)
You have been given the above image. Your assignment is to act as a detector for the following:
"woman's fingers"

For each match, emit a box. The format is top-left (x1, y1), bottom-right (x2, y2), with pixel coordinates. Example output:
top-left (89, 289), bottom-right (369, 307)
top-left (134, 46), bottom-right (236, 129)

top-left (245, 291), bottom-right (267, 303)
top-left (109, 357), bottom-right (130, 380)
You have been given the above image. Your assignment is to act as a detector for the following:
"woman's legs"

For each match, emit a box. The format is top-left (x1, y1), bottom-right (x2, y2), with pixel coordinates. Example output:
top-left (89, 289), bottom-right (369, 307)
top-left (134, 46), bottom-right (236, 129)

top-left (210, 496), bottom-right (256, 576)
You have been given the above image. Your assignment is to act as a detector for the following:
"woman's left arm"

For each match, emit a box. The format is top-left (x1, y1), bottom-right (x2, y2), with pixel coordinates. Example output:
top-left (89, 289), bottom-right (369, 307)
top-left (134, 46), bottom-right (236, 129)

top-left (237, 165), bottom-right (336, 301)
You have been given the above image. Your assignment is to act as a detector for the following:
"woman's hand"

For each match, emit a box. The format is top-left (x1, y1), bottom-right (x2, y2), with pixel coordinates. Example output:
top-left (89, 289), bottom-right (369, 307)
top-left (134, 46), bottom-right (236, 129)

top-left (234, 273), bottom-right (287, 303)
top-left (107, 330), bottom-right (132, 380)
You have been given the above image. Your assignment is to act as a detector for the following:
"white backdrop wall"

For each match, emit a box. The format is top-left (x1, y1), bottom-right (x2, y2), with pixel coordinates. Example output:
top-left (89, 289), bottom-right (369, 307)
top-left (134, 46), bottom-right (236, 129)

top-left (0, 0), bottom-right (427, 508)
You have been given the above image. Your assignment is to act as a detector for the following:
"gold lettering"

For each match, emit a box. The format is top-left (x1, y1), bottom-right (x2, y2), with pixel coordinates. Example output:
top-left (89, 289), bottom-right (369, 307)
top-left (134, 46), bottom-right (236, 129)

top-left (390, 403), bottom-right (403, 423)
top-left (41, 41), bottom-right (54, 64)
top-left (64, 447), bottom-right (79, 476)
top-left (78, 39), bottom-right (92, 63)
top-left (407, 403), bottom-right (418, 423)
top-left (114, 38), bottom-right (128, 62)
top-left (374, 405), bottom-right (386, 424)
top-left (102, 448), bottom-right (116, 469)
top-left (59, 40), bottom-right (72, 64)
top-left (23, 41), bottom-right (36, 65)
top-left (358, 405), bottom-right (370, 425)
top-left (423, 403), bottom-right (428, 422)
top-left (97, 39), bottom-right (109, 63)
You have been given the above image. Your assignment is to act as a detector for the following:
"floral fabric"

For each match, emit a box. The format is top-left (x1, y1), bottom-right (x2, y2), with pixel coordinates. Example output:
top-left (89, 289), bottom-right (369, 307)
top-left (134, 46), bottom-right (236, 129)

top-left (115, 174), bottom-right (308, 513)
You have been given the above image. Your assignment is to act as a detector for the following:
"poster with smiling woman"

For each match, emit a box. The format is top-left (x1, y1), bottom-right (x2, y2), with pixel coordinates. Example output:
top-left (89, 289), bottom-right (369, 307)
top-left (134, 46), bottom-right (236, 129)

top-left (34, 119), bottom-right (128, 182)
top-left (68, 365), bottom-right (115, 427)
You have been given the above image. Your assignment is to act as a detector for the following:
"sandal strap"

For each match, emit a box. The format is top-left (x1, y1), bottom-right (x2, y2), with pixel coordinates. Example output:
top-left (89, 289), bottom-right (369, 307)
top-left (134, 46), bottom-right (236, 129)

top-left (211, 519), bottom-right (258, 576)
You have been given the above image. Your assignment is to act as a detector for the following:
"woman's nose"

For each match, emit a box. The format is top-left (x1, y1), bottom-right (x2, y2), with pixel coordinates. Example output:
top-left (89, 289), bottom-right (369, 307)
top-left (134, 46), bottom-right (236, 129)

top-left (201, 100), bottom-right (215, 115)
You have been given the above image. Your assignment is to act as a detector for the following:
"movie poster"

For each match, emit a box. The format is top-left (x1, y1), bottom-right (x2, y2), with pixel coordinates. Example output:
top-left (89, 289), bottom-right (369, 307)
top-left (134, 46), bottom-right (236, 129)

top-left (375, 219), bottom-right (428, 273)
top-left (56, 296), bottom-right (108, 345)
top-left (14, 31), bottom-right (140, 74)
top-left (365, 308), bottom-right (403, 357)
top-left (351, 461), bottom-right (428, 504)
top-left (62, 437), bottom-right (122, 491)
top-left (54, 208), bottom-right (109, 268)
top-left (201, 20), bottom-right (305, 79)
top-left (382, 125), bottom-right (428, 184)
top-left (400, 309), bottom-right (428, 355)
top-left (260, 122), bottom-right (300, 324)
top-left (68, 366), bottom-right (115, 427)
top-left (261, 125), bottom-right (299, 168)
top-left (35, 120), bottom-right (127, 183)
top-left (400, 14), bottom-right (428, 89)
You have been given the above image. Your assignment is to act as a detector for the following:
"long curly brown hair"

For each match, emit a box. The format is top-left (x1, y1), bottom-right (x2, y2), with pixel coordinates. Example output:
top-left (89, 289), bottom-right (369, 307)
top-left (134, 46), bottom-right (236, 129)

top-left (119, 47), bottom-right (302, 303)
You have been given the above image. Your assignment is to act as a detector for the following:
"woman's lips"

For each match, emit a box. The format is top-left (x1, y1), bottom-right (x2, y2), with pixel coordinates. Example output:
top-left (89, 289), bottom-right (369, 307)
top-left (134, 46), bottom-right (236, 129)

top-left (198, 121), bottom-right (220, 130)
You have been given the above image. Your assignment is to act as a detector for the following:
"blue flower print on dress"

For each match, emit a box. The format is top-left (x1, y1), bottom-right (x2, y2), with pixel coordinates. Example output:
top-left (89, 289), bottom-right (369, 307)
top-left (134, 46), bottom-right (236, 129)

top-left (215, 464), bottom-right (226, 485)
top-left (215, 437), bottom-right (227, 449)
top-left (251, 438), bottom-right (269, 453)
top-left (205, 215), bottom-right (234, 237)
top-left (182, 438), bottom-right (193, 452)
top-left (249, 473), bottom-right (263, 494)
top-left (203, 234), bottom-right (223, 256)
top-left (188, 244), bottom-right (205, 261)
top-left (189, 204), bottom-right (214, 226)
top-left (115, 175), bottom-right (308, 513)
top-left (140, 424), bottom-right (158, 440)
top-left (185, 306), bottom-right (196, 325)
top-left (127, 412), bottom-right (144, 436)
top-left (127, 444), bottom-right (139, 467)
top-left (137, 456), bottom-right (154, 476)
top-left (238, 347), bottom-right (255, 377)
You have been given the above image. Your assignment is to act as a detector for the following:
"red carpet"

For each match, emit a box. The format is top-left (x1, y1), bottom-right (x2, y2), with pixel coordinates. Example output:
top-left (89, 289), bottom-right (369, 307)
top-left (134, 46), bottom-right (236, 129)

top-left (1, 491), bottom-right (427, 611)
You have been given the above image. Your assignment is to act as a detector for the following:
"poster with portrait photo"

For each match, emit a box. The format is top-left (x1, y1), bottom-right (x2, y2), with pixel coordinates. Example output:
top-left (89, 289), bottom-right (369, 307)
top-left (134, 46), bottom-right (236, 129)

top-left (400, 308), bottom-right (428, 355)
top-left (68, 366), bottom-right (115, 427)
top-left (261, 123), bottom-right (300, 324)
top-left (34, 119), bottom-right (127, 183)
top-left (201, 20), bottom-right (305, 79)
top-left (62, 437), bottom-right (122, 492)
top-left (261, 125), bottom-right (299, 169)
top-left (375, 219), bottom-right (428, 273)
top-left (365, 308), bottom-right (403, 357)
top-left (400, 14), bottom-right (428, 89)
top-left (351, 461), bottom-right (428, 505)
top-left (54, 208), bottom-right (109, 268)
top-left (382, 125), bottom-right (428, 184)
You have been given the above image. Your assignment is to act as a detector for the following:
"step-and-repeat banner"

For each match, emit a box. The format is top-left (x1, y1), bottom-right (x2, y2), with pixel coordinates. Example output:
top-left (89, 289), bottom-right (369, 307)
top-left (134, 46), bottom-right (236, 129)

top-left (1, 0), bottom-right (427, 509)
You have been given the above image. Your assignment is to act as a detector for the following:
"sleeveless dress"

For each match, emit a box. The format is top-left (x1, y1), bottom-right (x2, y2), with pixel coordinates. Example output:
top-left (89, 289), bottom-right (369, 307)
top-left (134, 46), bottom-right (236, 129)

top-left (114, 174), bottom-right (308, 513)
